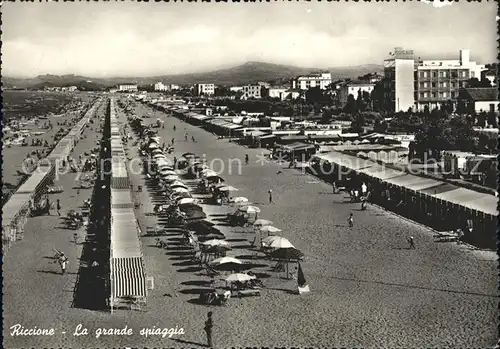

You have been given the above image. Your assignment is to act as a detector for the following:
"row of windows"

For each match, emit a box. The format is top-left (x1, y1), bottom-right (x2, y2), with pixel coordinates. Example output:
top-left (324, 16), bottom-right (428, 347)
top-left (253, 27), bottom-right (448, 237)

top-left (419, 70), bottom-right (470, 78)
top-left (418, 81), bottom-right (467, 89)
top-left (418, 91), bottom-right (459, 99)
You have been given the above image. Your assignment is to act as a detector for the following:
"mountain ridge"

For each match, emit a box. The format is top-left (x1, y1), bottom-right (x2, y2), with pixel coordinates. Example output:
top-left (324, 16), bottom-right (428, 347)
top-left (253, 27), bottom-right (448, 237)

top-left (2, 61), bottom-right (383, 89)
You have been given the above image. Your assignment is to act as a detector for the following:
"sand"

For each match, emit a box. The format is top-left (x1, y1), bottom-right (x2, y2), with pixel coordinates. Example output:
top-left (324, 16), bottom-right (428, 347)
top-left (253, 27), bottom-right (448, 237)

top-left (3, 97), bottom-right (497, 349)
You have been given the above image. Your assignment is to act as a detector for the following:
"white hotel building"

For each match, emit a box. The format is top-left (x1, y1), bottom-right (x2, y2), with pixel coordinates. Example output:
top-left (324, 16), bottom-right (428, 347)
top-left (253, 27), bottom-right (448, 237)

top-left (194, 83), bottom-right (215, 96)
top-left (384, 47), bottom-right (487, 112)
top-left (291, 72), bottom-right (332, 90)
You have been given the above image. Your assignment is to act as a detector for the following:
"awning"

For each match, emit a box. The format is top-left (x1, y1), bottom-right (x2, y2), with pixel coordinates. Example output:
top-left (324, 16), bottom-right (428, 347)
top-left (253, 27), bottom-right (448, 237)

top-left (221, 123), bottom-right (243, 130)
top-left (257, 134), bottom-right (276, 140)
top-left (246, 131), bottom-right (266, 137)
top-left (433, 188), bottom-right (498, 216)
top-left (110, 257), bottom-right (146, 298)
top-left (384, 175), bottom-right (443, 192)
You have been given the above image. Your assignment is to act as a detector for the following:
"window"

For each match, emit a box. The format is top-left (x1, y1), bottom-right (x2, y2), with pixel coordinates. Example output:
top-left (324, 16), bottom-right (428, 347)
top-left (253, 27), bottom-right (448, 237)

top-left (422, 92), bottom-right (428, 98)
top-left (432, 92), bottom-right (437, 98)
top-left (439, 71), bottom-right (444, 78)
top-left (451, 83), bottom-right (455, 88)
top-left (462, 71), bottom-right (468, 78)
top-left (423, 82), bottom-right (428, 88)
top-left (439, 82), bottom-right (447, 88)
top-left (471, 71), bottom-right (475, 78)
top-left (442, 92), bottom-right (447, 98)
top-left (442, 71), bottom-right (447, 78)
top-left (432, 82), bottom-right (437, 88)
top-left (421, 71), bottom-right (428, 78)
top-left (432, 72), bottom-right (438, 78)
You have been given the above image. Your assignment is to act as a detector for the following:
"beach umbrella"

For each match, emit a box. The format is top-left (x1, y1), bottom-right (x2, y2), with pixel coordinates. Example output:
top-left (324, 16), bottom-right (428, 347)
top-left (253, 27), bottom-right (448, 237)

top-left (151, 148), bottom-right (163, 154)
top-left (159, 169), bottom-right (176, 175)
top-left (171, 184), bottom-right (189, 190)
top-left (259, 226), bottom-right (282, 235)
top-left (202, 170), bottom-right (218, 178)
top-left (170, 180), bottom-right (187, 187)
top-left (201, 239), bottom-right (230, 247)
top-left (267, 237), bottom-right (294, 249)
top-left (211, 257), bottom-right (242, 265)
top-left (218, 186), bottom-right (238, 192)
top-left (149, 143), bottom-right (159, 149)
top-left (172, 187), bottom-right (190, 194)
top-left (163, 175), bottom-right (179, 182)
top-left (182, 152), bottom-right (196, 158)
top-left (153, 154), bottom-right (166, 159)
top-left (238, 205), bottom-right (260, 214)
top-left (171, 192), bottom-right (191, 200)
top-left (269, 247), bottom-right (304, 260)
top-left (184, 210), bottom-right (207, 221)
top-left (206, 175), bottom-right (225, 182)
top-left (225, 273), bottom-right (256, 283)
top-left (179, 202), bottom-right (203, 212)
top-left (229, 197), bottom-right (248, 204)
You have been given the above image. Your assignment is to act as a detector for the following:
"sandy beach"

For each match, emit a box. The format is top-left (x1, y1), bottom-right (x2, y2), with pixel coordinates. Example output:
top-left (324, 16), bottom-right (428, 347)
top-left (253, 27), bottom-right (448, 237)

top-left (3, 97), bottom-right (497, 349)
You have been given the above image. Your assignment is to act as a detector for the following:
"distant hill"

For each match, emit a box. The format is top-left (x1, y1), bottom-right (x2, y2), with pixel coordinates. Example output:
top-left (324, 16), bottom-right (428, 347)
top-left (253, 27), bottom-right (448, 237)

top-left (2, 62), bottom-right (383, 89)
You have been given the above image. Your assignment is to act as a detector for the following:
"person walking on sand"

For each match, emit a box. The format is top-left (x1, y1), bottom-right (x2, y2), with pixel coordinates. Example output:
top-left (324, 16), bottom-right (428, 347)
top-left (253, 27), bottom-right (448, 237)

top-left (73, 233), bottom-right (78, 244)
top-left (332, 180), bottom-right (337, 194)
top-left (173, 125), bottom-right (176, 132)
top-left (192, 136), bottom-right (196, 142)
top-left (348, 212), bottom-right (354, 227)
top-left (185, 133), bottom-right (188, 142)
top-left (171, 138), bottom-right (175, 145)
top-left (204, 311), bottom-right (213, 347)
top-left (408, 236), bottom-right (415, 249)
top-left (268, 189), bottom-right (273, 204)
top-left (56, 199), bottom-right (61, 216)
top-left (58, 252), bottom-right (69, 275)
top-left (245, 154), bottom-right (249, 165)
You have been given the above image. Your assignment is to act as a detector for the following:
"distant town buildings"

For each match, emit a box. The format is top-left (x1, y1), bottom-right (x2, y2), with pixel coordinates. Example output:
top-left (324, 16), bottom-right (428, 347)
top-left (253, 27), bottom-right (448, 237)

top-left (230, 86), bottom-right (243, 93)
top-left (154, 82), bottom-right (180, 92)
top-left (119, 84), bottom-right (138, 92)
top-left (241, 84), bottom-right (263, 99)
top-left (194, 83), bottom-right (215, 96)
top-left (291, 72), bottom-right (332, 90)
top-left (384, 47), bottom-right (488, 112)
top-left (154, 82), bottom-right (168, 91)
top-left (336, 82), bottom-right (375, 107)
top-left (266, 88), bottom-right (288, 99)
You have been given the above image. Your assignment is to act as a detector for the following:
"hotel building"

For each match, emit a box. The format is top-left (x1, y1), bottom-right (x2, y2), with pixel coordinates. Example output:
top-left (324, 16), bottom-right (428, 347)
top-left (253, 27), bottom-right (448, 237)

top-left (194, 83), bottom-right (215, 96)
top-left (384, 48), bottom-right (487, 112)
top-left (241, 85), bottom-right (263, 99)
top-left (291, 72), bottom-right (332, 90)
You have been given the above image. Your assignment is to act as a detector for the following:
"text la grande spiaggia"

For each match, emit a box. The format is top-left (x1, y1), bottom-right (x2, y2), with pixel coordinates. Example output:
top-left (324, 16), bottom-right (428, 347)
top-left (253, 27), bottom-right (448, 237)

top-left (10, 324), bottom-right (185, 339)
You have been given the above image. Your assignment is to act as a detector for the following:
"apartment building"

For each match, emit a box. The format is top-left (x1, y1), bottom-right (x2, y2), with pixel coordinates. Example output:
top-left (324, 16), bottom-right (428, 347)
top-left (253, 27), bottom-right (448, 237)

top-left (118, 84), bottom-right (138, 92)
top-left (415, 49), bottom-right (486, 111)
top-left (154, 82), bottom-right (168, 91)
top-left (291, 72), bottom-right (332, 90)
top-left (383, 48), bottom-right (416, 112)
top-left (384, 47), bottom-right (487, 112)
top-left (241, 85), bottom-right (262, 99)
top-left (194, 83), bottom-right (215, 96)
top-left (337, 82), bottom-right (375, 107)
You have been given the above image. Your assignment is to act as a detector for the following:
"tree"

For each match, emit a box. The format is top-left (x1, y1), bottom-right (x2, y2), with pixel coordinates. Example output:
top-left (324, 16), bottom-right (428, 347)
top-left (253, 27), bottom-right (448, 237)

top-left (344, 94), bottom-right (356, 115)
top-left (465, 77), bottom-right (492, 88)
top-left (487, 110), bottom-right (497, 127)
top-left (477, 111), bottom-right (487, 127)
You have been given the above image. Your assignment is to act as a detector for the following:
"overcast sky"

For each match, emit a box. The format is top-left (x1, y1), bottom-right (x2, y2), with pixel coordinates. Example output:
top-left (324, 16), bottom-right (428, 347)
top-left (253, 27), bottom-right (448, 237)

top-left (3, 2), bottom-right (496, 78)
